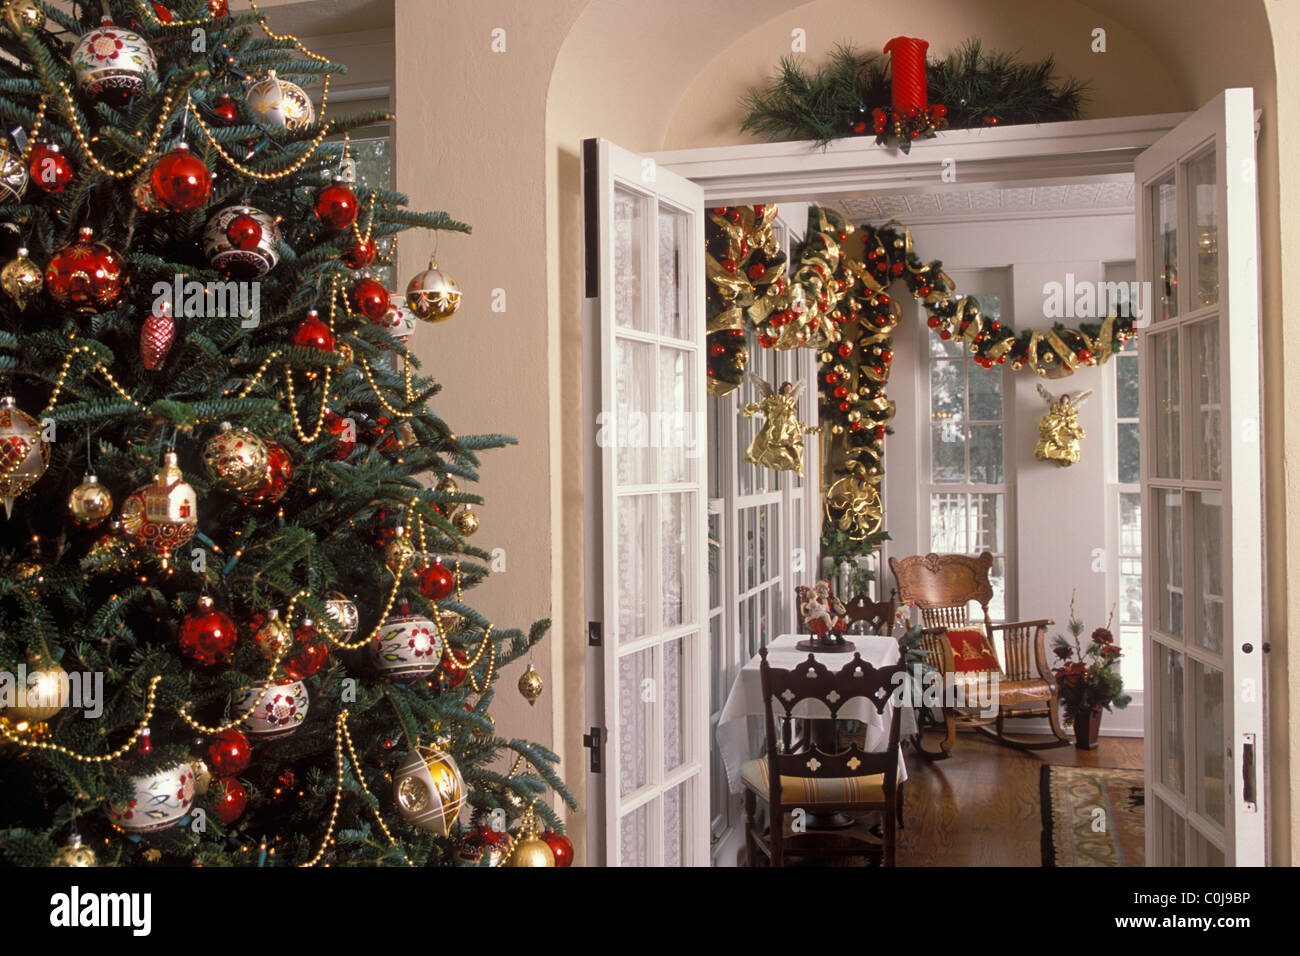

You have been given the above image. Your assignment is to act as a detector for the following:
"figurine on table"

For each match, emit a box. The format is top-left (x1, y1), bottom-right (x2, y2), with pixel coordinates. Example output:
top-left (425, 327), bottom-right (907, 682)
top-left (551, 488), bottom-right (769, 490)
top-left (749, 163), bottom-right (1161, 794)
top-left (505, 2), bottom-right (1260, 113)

top-left (796, 580), bottom-right (853, 651)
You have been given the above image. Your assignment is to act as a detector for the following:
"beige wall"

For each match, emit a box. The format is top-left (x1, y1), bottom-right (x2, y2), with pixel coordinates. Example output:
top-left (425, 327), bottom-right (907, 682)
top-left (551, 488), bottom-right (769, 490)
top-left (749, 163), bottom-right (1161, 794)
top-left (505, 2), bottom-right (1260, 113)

top-left (388, 0), bottom-right (1292, 864)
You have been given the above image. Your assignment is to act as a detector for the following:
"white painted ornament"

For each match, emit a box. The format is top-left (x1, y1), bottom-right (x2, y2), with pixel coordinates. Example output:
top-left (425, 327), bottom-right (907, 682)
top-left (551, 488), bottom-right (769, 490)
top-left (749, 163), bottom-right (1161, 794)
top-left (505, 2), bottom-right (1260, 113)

top-left (245, 70), bottom-right (315, 131)
top-left (370, 609), bottom-right (443, 681)
top-left (107, 762), bottom-right (195, 834)
top-left (233, 680), bottom-right (309, 738)
top-left (0, 395), bottom-right (50, 518)
top-left (202, 205), bottom-right (281, 278)
top-left (379, 291), bottom-right (417, 344)
top-left (72, 18), bottom-right (157, 105)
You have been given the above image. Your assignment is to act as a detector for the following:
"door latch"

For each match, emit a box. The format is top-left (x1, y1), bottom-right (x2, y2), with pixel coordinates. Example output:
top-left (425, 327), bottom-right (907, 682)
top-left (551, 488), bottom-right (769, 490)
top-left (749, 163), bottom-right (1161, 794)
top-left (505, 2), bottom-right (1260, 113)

top-left (583, 727), bottom-right (602, 773)
top-left (1242, 732), bottom-right (1257, 812)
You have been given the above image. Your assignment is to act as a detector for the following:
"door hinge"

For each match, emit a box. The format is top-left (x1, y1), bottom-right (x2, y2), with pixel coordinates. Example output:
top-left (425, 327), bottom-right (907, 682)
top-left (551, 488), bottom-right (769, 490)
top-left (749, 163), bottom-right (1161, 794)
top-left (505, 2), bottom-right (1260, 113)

top-left (583, 727), bottom-right (603, 773)
top-left (587, 621), bottom-right (602, 647)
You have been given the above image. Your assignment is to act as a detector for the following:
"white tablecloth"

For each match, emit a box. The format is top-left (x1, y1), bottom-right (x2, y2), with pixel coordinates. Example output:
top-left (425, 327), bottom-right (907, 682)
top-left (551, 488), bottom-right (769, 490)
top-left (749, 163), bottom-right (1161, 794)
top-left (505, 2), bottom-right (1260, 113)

top-left (716, 634), bottom-right (914, 794)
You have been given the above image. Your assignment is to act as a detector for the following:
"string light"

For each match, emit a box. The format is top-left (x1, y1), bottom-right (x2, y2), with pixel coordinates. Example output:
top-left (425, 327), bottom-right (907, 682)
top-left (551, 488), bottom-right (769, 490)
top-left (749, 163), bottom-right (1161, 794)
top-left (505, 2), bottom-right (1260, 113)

top-left (0, 676), bottom-right (161, 762)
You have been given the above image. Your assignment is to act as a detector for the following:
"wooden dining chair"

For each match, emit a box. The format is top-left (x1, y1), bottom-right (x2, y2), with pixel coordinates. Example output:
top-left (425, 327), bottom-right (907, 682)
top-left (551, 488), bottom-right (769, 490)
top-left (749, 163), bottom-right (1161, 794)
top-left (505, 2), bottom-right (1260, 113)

top-left (888, 551), bottom-right (1068, 758)
top-left (845, 588), bottom-right (896, 634)
top-left (742, 649), bottom-right (906, 866)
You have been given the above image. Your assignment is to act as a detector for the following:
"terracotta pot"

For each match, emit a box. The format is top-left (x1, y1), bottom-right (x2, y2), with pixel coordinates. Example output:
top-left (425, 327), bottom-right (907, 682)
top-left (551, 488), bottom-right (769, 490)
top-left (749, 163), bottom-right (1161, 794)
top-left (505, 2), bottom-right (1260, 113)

top-left (1074, 704), bottom-right (1103, 750)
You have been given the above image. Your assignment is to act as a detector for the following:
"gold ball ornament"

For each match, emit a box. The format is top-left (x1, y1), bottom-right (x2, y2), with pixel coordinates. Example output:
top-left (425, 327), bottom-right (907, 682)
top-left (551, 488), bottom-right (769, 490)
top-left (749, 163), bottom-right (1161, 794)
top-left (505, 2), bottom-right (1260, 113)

top-left (51, 834), bottom-right (97, 868)
top-left (392, 743), bottom-right (465, 835)
top-left (506, 823), bottom-right (556, 867)
top-left (451, 506), bottom-right (478, 536)
top-left (192, 758), bottom-right (211, 796)
top-left (405, 258), bottom-right (461, 322)
top-left (253, 609), bottom-right (292, 659)
top-left (384, 527), bottom-right (416, 573)
top-left (1, 247), bottom-right (42, 310)
top-left (0, 142), bottom-right (28, 204)
top-left (68, 474), bottom-right (114, 526)
top-left (0, 395), bottom-right (50, 518)
top-left (120, 451), bottom-right (198, 569)
top-left (132, 171), bottom-right (163, 214)
top-left (517, 664), bottom-right (544, 706)
top-left (201, 422), bottom-right (269, 492)
top-left (435, 474), bottom-right (459, 497)
top-left (3, 0), bottom-right (45, 33)
top-left (245, 70), bottom-right (315, 131)
top-left (334, 341), bottom-right (354, 373)
top-left (2, 652), bottom-right (69, 723)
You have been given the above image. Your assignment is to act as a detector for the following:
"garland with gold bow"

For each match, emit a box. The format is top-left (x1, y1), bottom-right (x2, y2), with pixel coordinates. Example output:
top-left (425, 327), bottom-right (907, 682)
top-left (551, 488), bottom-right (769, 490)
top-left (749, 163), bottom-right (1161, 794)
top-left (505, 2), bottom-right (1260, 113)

top-left (705, 204), bottom-right (1137, 540)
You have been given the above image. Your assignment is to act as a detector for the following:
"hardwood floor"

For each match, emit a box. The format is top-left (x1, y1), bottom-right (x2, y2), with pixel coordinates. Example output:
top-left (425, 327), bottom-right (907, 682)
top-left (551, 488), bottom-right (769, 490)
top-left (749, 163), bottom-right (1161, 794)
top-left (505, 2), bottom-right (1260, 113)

top-left (892, 732), bottom-right (1143, 866)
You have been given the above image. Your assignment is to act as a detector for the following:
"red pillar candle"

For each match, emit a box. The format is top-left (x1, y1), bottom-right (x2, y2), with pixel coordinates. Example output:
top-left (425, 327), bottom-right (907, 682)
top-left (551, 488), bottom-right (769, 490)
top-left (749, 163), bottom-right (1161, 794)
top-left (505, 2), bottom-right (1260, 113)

top-left (883, 36), bottom-right (929, 115)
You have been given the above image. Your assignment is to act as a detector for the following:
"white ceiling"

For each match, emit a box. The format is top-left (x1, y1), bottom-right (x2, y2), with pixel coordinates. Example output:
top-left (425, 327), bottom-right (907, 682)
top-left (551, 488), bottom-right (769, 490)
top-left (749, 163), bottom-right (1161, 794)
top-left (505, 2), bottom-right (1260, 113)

top-left (827, 179), bottom-right (1135, 226)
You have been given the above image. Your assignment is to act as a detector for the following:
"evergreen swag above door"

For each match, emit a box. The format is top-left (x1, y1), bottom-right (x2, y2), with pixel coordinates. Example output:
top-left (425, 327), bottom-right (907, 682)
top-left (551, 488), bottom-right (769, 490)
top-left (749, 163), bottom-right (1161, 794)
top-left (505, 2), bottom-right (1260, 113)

top-left (706, 204), bottom-right (1137, 541)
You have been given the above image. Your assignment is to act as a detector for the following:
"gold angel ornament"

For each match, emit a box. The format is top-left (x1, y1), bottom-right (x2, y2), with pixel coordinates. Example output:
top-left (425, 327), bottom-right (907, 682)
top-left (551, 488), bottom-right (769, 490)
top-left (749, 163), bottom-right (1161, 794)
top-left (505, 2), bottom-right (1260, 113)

top-left (741, 378), bottom-right (819, 475)
top-left (1034, 383), bottom-right (1093, 466)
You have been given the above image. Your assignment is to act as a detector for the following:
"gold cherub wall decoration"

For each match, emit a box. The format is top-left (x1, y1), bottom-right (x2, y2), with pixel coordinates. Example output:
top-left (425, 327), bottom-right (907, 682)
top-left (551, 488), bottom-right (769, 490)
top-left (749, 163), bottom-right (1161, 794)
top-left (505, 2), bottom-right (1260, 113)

top-left (740, 378), bottom-right (820, 476)
top-left (1034, 383), bottom-right (1093, 466)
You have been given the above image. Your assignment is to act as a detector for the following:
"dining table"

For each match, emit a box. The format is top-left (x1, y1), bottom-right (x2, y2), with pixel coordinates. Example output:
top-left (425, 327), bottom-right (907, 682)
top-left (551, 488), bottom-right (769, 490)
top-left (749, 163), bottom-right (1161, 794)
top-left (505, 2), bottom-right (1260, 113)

top-left (715, 632), bottom-right (915, 800)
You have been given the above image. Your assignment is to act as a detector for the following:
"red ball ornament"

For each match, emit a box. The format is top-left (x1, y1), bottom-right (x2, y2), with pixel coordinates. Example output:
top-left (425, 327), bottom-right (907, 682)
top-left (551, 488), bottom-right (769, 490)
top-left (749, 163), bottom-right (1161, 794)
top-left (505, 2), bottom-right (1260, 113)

top-left (211, 93), bottom-right (239, 127)
top-left (151, 2), bottom-right (174, 21)
top-left (178, 596), bottom-right (238, 666)
top-left (837, 344), bottom-right (852, 358)
top-left (140, 302), bottom-right (175, 370)
top-left (293, 310), bottom-right (335, 351)
top-left (150, 145), bottom-right (213, 212)
top-left (213, 777), bottom-right (247, 824)
top-left (441, 645), bottom-right (470, 688)
top-left (746, 263), bottom-right (766, 280)
top-left (208, 0), bottom-right (229, 16)
top-left (314, 178), bottom-right (358, 229)
top-left (225, 212), bottom-right (263, 251)
top-left (881, 348), bottom-right (894, 363)
top-left (927, 316), bottom-right (940, 329)
top-left (709, 342), bottom-right (726, 358)
top-left (206, 729), bottom-right (251, 776)
top-left (283, 618), bottom-right (330, 680)
top-left (540, 831), bottom-right (574, 867)
top-left (833, 385), bottom-right (848, 399)
top-left (758, 334), bottom-right (775, 348)
top-left (342, 236), bottom-right (377, 270)
top-left (239, 440), bottom-right (293, 505)
top-left (322, 409), bottom-right (356, 461)
top-left (28, 143), bottom-right (75, 193)
top-left (45, 227), bottom-right (125, 313)
top-left (417, 559), bottom-right (455, 601)
top-left (351, 277), bottom-right (390, 321)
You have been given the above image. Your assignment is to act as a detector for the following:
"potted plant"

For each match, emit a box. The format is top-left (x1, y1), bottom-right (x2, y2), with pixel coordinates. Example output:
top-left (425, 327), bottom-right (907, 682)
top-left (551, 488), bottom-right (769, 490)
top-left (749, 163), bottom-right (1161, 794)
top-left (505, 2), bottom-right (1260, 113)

top-left (1051, 597), bottom-right (1132, 750)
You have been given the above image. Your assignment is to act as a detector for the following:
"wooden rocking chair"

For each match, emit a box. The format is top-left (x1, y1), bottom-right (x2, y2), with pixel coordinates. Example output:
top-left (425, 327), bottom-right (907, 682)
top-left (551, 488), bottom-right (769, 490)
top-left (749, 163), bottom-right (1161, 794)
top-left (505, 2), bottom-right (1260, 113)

top-left (888, 551), bottom-right (1068, 758)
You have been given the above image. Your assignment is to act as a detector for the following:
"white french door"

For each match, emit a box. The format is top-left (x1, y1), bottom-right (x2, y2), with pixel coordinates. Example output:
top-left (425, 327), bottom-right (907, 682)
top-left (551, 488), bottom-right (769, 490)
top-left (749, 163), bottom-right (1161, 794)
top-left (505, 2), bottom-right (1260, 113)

top-left (1135, 90), bottom-right (1265, 865)
top-left (583, 138), bottom-right (710, 866)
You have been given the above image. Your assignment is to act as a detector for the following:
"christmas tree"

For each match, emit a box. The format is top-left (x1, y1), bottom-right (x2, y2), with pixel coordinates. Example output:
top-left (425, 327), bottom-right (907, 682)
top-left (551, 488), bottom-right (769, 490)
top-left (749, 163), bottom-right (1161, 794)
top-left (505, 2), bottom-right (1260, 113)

top-left (0, 0), bottom-right (574, 868)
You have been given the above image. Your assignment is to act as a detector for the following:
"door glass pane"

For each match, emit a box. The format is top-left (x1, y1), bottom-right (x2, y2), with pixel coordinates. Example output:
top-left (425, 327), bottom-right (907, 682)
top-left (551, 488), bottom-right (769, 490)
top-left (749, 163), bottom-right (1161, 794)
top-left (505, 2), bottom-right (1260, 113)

top-left (613, 185), bottom-right (649, 331)
top-left (617, 495), bottom-right (653, 643)
top-left (1152, 330), bottom-right (1180, 478)
top-left (1187, 149), bottom-right (1219, 310)
top-left (658, 206), bottom-right (689, 339)
top-left (1188, 320), bottom-right (1222, 481)
top-left (664, 635), bottom-right (693, 772)
top-left (1154, 796), bottom-right (1187, 866)
top-left (1155, 489), bottom-right (1183, 637)
top-left (709, 615), bottom-right (723, 714)
top-left (615, 339), bottom-right (655, 485)
top-left (619, 800), bottom-right (651, 866)
top-left (659, 346), bottom-right (693, 484)
top-left (968, 424), bottom-right (1003, 484)
top-left (707, 510), bottom-right (720, 611)
top-left (1155, 643), bottom-right (1185, 794)
top-left (931, 359), bottom-right (964, 420)
top-left (1192, 829), bottom-right (1225, 867)
top-left (931, 423), bottom-right (965, 482)
top-left (619, 648), bottom-right (655, 797)
top-left (1151, 174), bottom-right (1178, 321)
top-left (661, 492), bottom-right (685, 628)
top-left (1191, 492), bottom-right (1224, 654)
top-left (757, 504), bottom-right (769, 583)
top-left (1117, 352), bottom-right (1140, 418)
top-left (1190, 659), bottom-right (1226, 827)
top-left (664, 778), bottom-right (693, 867)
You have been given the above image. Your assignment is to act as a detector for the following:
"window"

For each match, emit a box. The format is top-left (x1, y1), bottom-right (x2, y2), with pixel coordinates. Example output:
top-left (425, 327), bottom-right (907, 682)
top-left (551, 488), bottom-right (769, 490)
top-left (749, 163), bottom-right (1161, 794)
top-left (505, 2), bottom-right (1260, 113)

top-left (926, 277), bottom-right (1012, 620)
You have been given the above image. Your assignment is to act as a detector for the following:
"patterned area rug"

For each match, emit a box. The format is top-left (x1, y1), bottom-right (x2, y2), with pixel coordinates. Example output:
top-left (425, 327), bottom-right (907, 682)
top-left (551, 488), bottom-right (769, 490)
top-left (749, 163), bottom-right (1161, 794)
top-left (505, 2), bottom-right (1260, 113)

top-left (1040, 765), bottom-right (1145, 867)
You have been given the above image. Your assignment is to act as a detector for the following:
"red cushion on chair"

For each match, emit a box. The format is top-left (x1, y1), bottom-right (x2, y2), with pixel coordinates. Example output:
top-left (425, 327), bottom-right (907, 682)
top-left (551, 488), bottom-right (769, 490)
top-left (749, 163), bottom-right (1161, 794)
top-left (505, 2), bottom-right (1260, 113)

top-left (946, 629), bottom-right (1000, 672)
